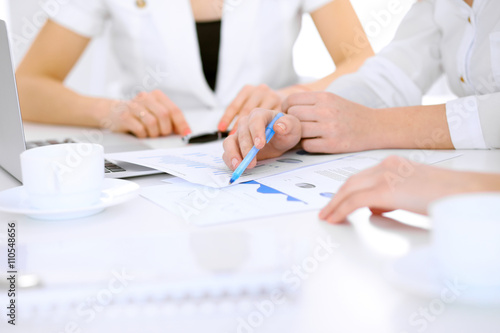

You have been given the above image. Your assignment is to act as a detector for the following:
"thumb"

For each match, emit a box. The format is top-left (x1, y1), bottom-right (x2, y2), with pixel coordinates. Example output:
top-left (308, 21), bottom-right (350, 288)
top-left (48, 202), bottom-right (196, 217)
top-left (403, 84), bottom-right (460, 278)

top-left (269, 114), bottom-right (301, 152)
top-left (273, 114), bottom-right (300, 137)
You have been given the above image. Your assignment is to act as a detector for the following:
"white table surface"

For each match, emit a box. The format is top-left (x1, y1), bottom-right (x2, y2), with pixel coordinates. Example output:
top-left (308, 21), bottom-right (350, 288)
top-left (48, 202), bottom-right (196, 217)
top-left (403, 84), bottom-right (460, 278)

top-left (1, 121), bottom-right (500, 333)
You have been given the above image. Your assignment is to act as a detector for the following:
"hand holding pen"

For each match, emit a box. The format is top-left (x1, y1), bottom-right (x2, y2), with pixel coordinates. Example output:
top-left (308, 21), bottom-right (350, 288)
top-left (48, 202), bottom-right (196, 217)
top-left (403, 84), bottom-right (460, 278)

top-left (229, 112), bottom-right (284, 184)
top-left (222, 109), bottom-right (302, 183)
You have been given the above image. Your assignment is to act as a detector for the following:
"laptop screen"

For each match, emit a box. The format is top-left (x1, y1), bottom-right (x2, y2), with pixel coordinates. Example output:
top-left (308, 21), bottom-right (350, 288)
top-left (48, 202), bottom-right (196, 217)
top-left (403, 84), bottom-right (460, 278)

top-left (0, 19), bottom-right (27, 182)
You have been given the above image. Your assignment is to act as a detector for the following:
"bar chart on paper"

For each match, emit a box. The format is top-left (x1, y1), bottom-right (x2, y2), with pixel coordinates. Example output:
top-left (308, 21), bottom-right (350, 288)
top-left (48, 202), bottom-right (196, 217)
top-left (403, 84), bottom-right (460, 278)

top-left (140, 177), bottom-right (310, 226)
top-left (139, 154), bottom-right (381, 226)
top-left (138, 150), bottom-right (463, 226)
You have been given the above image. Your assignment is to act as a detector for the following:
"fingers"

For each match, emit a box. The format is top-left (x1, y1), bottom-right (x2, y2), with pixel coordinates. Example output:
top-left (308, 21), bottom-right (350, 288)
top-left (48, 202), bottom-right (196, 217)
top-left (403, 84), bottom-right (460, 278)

top-left (246, 111), bottom-right (301, 161)
top-left (247, 109), bottom-right (280, 148)
top-left (229, 120), bottom-right (240, 136)
top-left (273, 114), bottom-right (298, 136)
top-left (318, 173), bottom-right (374, 223)
top-left (239, 89), bottom-right (269, 118)
top-left (219, 85), bottom-right (254, 132)
top-left (321, 189), bottom-right (381, 224)
top-left (229, 120), bottom-right (239, 135)
top-left (221, 120), bottom-right (257, 171)
top-left (370, 207), bottom-right (394, 215)
top-left (222, 109), bottom-right (286, 170)
top-left (301, 121), bottom-right (324, 139)
top-left (264, 114), bottom-right (301, 153)
top-left (260, 93), bottom-right (282, 111)
top-left (152, 90), bottom-right (191, 136)
top-left (222, 135), bottom-right (243, 171)
top-left (118, 111), bottom-right (147, 138)
top-left (228, 91), bottom-right (280, 135)
top-left (131, 94), bottom-right (165, 137)
top-left (220, 85), bottom-right (283, 133)
top-left (318, 161), bottom-right (400, 223)
top-left (119, 90), bottom-right (191, 138)
top-left (236, 115), bottom-right (258, 169)
top-left (170, 107), bottom-right (191, 136)
top-left (286, 105), bottom-right (319, 122)
top-left (301, 138), bottom-right (331, 153)
top-left (282, 92), bottom-right (319, 113)
top-left (317, 165), bottom-right (375, 221)
top-left (128, 101), bottom-right (159, 137)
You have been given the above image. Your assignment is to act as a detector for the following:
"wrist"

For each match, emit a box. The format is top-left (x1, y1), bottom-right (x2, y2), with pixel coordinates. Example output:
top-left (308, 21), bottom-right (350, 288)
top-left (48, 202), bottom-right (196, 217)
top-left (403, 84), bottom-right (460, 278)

top-left (93, 98), bottom-right (124, 131)
top-left (290, 84), bottom-right (313, 92)
top-left (369, 107), bottom-right (425, 150)
top-left (363, 107), bottom-right (393, 150)
top-left (468, 172), bottom-right (500, 193)
top-left (278, 84), bottom-right (312, 99)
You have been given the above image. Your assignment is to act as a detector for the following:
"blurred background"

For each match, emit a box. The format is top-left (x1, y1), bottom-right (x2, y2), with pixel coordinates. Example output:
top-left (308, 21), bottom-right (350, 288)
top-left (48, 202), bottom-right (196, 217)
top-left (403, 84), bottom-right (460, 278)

top-left (1, 0), bottom-right (451, 101)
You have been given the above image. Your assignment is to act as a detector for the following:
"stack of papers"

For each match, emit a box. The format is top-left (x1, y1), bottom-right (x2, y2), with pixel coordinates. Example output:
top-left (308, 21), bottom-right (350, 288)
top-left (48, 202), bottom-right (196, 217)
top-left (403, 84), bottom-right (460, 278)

top-left (107, 143), bottom-right (462, 226)
top-left (141, 154), bottom-right (380, 226)
top-left (107, 142), bottom-right (345, 187)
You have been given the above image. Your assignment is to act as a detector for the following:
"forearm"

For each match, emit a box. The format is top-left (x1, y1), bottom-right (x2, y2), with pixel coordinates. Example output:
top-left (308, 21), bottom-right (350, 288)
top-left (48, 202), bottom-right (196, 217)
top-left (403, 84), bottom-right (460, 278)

top-left (16, 75), bottom-right (114, 128)
top-left (374, 104), bottom-right (454, 149)
top-left (458, 171), bottom-right (500, 193)
top-left (422, 169), bottom-right (500, 214)
top-left (307, 0), bottom-right (374, 92)
top-left (319, 156), bottom-right (500, 223)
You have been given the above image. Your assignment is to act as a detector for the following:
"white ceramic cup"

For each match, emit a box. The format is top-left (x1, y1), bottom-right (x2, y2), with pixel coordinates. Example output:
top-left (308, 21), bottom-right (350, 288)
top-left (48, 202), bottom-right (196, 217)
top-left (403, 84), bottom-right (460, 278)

top-left (429, 192), bottom-right (500, 287)
top-left (20, 143), bottom-right (104, 210)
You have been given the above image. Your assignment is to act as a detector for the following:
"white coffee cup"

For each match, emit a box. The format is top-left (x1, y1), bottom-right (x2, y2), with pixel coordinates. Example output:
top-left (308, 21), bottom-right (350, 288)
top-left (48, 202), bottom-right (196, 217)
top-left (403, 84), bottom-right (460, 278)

top-left (429, 192), bottom-right (500, 287)
top-left (20, 143), bottom-right (104, 210)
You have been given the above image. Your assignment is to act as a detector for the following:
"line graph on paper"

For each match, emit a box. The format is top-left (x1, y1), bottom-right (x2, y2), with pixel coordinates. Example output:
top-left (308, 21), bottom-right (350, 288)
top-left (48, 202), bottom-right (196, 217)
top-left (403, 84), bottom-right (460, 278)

top-left (106, 142), bottom-right (350, 188)
top-left (140, 179), bottom-right (310, 226)
top-left (139, 153), bottom-right (231, 177)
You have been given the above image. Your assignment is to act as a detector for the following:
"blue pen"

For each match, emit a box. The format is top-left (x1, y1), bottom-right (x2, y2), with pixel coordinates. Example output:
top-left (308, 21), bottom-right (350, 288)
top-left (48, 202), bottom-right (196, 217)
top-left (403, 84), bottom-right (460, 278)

top-left (229, 112), bottom-right (285, 185)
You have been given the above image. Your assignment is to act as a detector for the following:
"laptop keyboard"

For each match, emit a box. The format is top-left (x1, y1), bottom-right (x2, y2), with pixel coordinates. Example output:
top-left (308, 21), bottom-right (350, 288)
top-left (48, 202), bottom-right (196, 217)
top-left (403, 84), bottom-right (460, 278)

top-left (26, 139), bottom-right (126, 174)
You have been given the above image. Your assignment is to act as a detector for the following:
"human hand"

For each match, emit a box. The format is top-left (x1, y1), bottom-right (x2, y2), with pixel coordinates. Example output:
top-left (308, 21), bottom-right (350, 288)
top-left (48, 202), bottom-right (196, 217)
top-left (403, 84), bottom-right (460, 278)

top-left (106, 90), bottom-right (191, 138)
top-left (222, 109), bottom-right (301, 170)
top-left (319, 156), bottom-right (494, 224)
top-left (218, 84), bottom-right (283, 134)
top-left (282, 92), bottom-right (381, 154)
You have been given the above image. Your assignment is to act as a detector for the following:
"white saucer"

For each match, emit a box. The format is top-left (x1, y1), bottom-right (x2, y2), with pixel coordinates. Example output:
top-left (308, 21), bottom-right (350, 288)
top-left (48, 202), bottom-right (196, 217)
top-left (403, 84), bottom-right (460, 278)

top-left (389, 246), bottom-right (500, 305)
top-left (0, 179), bottom-right (140, 220)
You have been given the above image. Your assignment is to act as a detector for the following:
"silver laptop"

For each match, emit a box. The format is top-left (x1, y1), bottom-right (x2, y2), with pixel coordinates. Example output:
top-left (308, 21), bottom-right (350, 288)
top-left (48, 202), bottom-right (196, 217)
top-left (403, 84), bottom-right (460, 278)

top-left (0, 20), bottom-right (161, 182)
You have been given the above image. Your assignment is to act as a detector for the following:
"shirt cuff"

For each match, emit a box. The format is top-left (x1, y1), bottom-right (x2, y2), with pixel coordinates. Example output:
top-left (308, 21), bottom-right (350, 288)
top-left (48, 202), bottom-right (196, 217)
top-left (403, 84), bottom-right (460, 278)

top-left (446, 96), bottom-right (488, 149)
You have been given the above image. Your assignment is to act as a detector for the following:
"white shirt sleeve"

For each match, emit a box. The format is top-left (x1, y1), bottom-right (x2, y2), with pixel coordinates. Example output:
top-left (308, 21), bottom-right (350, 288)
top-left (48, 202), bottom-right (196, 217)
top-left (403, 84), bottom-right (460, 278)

top-left (447, 93), bottom-right (500, 149)
top-left (326, 0), bottom-right (500, 150)
top-left (327, 57), bottom-right (423, 108)
top-left (49, 0), bottom-right (108, 38)
top-left (478, 92), bottom-right (500, 149)
top-left (302, 0), bottom-right (333, 13)
top-left (327, 0), bottom-right (442, 107)
top-left (446, 97), bottom-right (487, 149)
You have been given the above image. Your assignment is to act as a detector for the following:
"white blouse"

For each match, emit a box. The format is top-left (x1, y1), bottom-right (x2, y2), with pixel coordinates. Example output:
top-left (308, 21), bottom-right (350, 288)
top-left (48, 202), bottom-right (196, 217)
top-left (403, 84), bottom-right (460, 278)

top-left (50, 0), bottom-right (332, 111)
top-left (328, 0), bottom-right (500, 149)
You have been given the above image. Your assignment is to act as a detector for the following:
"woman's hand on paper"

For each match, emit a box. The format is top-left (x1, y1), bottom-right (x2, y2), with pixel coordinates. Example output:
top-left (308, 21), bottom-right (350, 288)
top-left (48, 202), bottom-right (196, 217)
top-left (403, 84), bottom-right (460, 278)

top-left (319, 156), bottom-right (499, 224)
top-left (222, 109), bottom-right (301, 171)
top-left (107, 90), bottom-right (192, 138)
top-left (218, 84), bottom-right (284, 134)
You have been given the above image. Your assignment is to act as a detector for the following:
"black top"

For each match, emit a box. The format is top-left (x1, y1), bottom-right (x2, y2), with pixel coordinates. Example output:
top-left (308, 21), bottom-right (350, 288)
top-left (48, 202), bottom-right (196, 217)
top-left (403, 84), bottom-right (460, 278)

top-left (195, 20), bottom-right (221, 92)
